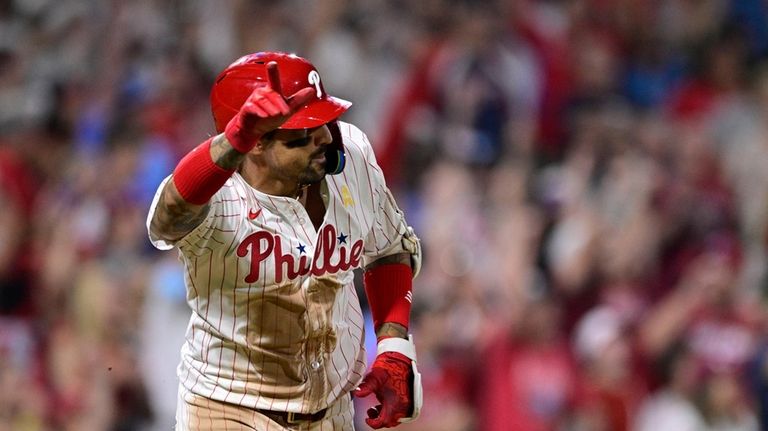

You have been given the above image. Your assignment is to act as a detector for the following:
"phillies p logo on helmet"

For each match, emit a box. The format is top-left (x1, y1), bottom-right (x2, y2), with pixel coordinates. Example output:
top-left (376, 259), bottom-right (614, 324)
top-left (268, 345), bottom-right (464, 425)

top-left (308, 70), bottom-right (323, 99)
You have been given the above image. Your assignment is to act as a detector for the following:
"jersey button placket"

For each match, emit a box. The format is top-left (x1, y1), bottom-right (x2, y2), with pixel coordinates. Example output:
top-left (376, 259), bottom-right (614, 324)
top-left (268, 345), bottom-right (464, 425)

top-left (292, 202), bottom-right (309, 227)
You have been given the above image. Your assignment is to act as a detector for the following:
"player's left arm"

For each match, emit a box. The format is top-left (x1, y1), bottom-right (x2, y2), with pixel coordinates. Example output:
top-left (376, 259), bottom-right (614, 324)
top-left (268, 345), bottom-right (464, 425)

top-left (356, 244), bottom-right (423, 429)
top-left (354, 175), bottom-right (423, 427)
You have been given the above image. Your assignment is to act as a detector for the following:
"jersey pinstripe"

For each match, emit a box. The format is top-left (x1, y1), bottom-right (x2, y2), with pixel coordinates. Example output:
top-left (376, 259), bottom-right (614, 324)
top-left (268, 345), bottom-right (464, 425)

top-left (146, 121), bottom-right (412, 415)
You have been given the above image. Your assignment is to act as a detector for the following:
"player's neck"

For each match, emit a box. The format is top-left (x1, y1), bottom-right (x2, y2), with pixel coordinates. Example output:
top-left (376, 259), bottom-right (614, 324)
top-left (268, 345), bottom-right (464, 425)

top-left (239, 164), bottom-right (302, 198)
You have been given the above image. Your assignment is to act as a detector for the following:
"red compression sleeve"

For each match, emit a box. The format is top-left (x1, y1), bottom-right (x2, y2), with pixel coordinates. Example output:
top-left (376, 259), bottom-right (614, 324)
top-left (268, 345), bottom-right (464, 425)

top-left (172, 138), bottom-right (235, 205)
top-left (364, 263), bottom-right (413, 333)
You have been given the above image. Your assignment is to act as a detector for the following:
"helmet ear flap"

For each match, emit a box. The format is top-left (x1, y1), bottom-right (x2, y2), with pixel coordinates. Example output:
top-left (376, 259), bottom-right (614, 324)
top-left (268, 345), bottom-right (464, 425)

top-left (325, 121), bottom-right (345, 175)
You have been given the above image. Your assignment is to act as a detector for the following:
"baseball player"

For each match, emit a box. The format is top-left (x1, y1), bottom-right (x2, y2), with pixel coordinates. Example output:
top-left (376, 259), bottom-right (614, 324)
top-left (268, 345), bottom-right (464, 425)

top-left (146, 52), bottom-right (422, 430)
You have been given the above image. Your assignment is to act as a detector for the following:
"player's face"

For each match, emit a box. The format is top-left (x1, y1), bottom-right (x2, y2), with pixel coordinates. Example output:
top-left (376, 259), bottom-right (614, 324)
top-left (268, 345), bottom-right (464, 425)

top-left (264, 125), bottom-right (333, 185)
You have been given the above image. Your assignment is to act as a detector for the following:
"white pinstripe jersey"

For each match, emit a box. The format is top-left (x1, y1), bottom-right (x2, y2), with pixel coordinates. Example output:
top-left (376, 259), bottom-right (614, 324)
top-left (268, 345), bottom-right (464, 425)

top-left (146, 121), bottom-right (412, 414)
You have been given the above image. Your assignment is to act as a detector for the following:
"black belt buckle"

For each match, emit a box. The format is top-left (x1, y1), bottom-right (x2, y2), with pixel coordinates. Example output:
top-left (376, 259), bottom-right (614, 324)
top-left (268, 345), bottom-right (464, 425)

top-left (281, 408), bottom-right (326, 424)
top-left (286, 412), bottom-right (299, 424)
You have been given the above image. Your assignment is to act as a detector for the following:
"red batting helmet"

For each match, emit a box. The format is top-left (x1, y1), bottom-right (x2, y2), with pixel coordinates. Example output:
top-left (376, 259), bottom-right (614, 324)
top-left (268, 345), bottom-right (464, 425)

top-left (210, 52), bottom-right (352, 133)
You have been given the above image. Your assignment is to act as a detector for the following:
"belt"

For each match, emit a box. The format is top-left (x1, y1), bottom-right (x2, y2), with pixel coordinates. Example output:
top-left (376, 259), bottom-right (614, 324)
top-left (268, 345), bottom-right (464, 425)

top-left (257, 407), bottom-right (328, 426)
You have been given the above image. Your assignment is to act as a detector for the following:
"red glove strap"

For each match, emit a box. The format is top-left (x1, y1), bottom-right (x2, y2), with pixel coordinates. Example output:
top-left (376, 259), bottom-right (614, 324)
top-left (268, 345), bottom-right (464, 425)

top-left (172, 138), bottom-right (235, 205)
top-left (224, 107), bottom-right (263, 153)
top-left (363, 263), bottom-right (413, 331)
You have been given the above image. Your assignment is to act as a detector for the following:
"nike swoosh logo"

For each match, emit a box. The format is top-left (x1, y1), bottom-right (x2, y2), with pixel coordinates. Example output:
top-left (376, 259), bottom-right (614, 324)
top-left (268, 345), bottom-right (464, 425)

top-left (248, 208), bottom-right (262, 220)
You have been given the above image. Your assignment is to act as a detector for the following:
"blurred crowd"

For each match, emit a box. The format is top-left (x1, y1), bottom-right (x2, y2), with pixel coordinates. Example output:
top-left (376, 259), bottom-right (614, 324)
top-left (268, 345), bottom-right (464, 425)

top-left (1, 0), bottom-right (768, 430)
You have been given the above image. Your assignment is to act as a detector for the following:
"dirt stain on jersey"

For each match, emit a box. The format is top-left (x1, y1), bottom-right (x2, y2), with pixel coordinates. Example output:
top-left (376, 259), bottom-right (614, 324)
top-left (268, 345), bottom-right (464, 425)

top-left (303, 274), bottom-right (342, 408)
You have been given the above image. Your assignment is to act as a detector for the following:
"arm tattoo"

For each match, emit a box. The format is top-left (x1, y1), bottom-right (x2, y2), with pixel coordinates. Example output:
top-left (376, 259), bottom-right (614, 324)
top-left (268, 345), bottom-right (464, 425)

top-left (210, 134), bottom-right (247, 170)
top-left (376, 322), bottom-right (408, 340)
top-left (151, 183), bottom-right (211, 242)
top-left (151, 134), bottom-right (247, 242)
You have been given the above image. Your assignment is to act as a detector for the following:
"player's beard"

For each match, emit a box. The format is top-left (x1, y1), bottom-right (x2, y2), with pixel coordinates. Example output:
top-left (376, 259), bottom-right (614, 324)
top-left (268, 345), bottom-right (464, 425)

top-left (298, 151), bottom-right (327, 185)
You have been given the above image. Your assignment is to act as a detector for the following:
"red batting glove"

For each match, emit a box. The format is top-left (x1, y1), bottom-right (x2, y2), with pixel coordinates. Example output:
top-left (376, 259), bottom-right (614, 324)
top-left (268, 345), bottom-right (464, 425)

top-left (354, 351), bottom-right (413, 429)
top-left (224, 61), bottom-right (314, 153)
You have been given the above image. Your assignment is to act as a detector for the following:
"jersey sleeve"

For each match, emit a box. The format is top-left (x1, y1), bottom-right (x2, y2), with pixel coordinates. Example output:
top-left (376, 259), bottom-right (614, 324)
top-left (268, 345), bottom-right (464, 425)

top-left (356, 134), bottom-right (413, 267)
top-left (146, 175), bottom-right (240, 252)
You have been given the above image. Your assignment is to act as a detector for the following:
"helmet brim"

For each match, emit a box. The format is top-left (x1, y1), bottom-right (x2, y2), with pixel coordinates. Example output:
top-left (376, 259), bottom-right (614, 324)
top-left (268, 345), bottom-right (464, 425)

top-left (279, 96), bottom-right (352, 130)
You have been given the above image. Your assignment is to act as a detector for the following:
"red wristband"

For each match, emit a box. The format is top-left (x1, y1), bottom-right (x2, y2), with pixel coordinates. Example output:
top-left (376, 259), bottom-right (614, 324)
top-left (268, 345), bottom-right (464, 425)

top-left (364, 263), bottom-right (413, 332)
top-left (172, 138), bottom-right (235, 205)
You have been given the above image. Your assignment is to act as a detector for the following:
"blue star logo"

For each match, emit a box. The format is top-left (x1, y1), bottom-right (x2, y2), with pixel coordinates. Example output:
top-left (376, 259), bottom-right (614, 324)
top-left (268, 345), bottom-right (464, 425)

top-left (337, 232), bottom-right (348, 244)
top-left (297, 244), bottom-right (306, 254)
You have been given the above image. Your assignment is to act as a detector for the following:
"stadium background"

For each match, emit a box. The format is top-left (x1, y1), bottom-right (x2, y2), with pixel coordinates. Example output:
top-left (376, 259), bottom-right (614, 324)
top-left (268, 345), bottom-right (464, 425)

top-left (1, 0), bottom-right (768, 430)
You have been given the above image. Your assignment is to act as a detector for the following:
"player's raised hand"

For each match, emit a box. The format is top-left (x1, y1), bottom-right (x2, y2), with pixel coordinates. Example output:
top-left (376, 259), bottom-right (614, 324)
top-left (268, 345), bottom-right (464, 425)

top-left (354, 351), bottom-right (414, 428)
top-left (224, 61), bottom-right (315, 153)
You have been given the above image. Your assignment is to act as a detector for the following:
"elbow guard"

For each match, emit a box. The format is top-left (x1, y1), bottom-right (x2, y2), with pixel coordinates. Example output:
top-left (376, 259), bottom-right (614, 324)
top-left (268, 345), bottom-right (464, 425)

top-left (402, 225), bottom-right (422, 279)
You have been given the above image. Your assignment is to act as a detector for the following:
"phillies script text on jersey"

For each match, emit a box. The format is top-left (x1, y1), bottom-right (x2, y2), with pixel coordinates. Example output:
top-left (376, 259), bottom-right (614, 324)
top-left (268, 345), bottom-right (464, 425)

top-left (237, 224), bottom-right (364, 283)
